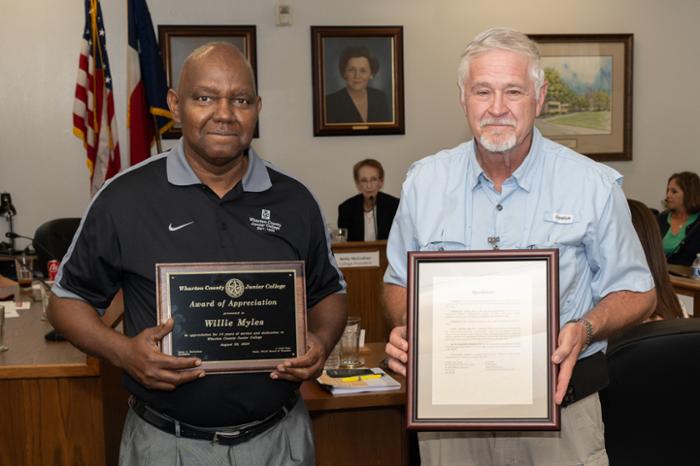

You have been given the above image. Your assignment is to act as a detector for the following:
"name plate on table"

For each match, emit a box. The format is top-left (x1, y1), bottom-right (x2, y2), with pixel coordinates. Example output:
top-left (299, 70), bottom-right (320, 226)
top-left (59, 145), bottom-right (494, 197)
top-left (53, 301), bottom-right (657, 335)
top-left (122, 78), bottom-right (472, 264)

top-left (334, 251), bottom-right (380, 268)
top-left (156, 261), bottom-right (307, 373)
top-left (406, 249), bottom-right (560, 430)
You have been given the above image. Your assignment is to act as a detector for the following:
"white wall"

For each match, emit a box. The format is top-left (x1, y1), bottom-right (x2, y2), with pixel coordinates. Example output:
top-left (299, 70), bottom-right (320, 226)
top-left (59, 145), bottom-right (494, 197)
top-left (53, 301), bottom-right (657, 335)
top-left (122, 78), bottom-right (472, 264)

top-left (1, 0), bottom-right (698, 247)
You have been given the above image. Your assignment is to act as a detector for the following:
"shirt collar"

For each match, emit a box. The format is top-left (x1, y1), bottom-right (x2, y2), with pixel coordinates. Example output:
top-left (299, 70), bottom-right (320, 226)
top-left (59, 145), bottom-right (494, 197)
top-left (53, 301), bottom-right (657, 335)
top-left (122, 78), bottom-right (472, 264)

top-left (466, 141), bottom-right (483, 191)
top-left (466, 127), bottom-right (544, 193)
top-left (509, 127), bottom-right (543, 193)
top-left (166, 138), bottom-right (272, 192)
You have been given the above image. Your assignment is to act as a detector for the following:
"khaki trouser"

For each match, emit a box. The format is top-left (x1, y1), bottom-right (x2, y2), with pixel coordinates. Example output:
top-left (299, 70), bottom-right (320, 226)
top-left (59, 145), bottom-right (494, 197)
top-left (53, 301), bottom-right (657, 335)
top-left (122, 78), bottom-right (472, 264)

top-left (419, 393), bottom-right (608, 466)
top-left (119, 397), bottom-right (314, 466)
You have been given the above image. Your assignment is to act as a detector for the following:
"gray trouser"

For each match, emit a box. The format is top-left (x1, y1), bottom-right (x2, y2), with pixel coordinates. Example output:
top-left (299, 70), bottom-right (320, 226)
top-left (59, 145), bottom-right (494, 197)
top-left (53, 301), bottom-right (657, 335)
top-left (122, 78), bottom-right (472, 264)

top-left (119, 397), bottom-right (315, 466)
top-left (419, 393), bottom-right (608, 466)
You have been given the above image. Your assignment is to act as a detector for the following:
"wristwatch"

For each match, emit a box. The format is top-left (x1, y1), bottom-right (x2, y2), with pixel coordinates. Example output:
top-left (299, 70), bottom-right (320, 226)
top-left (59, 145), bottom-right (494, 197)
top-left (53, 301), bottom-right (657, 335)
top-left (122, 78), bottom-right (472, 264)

top-left (567, 318), bottom-right (593, 352)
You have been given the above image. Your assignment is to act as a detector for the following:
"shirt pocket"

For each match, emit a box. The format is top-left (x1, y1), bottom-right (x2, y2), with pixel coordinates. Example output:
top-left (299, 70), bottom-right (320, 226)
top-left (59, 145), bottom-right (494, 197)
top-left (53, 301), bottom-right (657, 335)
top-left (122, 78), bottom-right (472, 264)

top-left (540, 210), bottom-right (586, 247)
top-left (420, 240), bottom-right (467, 252)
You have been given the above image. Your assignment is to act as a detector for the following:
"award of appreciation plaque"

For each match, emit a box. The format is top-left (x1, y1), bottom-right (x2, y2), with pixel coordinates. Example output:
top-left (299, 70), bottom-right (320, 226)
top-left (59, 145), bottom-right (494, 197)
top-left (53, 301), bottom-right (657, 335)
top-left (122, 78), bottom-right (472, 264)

top-left (406, 250), bottom-right (560, 430)
top-left (156, 261), bottom-right (307, 373)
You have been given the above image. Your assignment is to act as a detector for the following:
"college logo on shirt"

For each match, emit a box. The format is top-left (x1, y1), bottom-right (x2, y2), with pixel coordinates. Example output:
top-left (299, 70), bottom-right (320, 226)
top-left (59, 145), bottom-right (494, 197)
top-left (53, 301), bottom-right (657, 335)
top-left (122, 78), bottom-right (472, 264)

top-left (249, 208), bottom-right (282, 233)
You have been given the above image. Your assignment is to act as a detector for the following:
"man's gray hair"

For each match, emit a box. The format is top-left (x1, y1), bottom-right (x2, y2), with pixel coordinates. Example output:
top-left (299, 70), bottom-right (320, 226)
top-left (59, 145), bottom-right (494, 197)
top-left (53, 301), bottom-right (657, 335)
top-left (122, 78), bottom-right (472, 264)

top-left (457, 27), bottom-right (544, 100)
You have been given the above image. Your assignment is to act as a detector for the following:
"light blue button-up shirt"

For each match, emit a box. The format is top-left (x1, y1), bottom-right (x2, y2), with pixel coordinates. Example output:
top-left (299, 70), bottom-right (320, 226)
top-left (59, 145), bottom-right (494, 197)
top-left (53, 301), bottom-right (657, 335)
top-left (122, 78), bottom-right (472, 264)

top-left (385, 128), bottom-right (653, 356)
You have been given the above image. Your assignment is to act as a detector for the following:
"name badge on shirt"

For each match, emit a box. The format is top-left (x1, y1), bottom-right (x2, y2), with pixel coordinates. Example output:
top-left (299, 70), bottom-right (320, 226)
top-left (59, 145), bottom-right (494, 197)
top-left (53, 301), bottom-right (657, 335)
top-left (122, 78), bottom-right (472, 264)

top-left (551, 212), bottom-right (574, 224)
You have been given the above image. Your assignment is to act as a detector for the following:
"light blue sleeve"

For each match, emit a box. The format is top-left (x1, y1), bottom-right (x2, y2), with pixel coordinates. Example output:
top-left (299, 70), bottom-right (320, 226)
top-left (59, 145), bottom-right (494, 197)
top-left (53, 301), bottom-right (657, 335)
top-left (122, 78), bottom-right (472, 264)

top-left (384, 168), bottom-right (420, 287)
top-left (584, 180), bottom-right (654, 300)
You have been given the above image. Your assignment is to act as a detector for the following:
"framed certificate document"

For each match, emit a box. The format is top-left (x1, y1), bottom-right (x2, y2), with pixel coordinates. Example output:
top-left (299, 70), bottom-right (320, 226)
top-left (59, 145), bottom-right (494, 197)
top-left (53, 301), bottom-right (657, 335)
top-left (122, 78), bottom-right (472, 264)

top-left (406, 249), bottom-right (560, 430)
top-left (156, 261), bottom-right (307, 373)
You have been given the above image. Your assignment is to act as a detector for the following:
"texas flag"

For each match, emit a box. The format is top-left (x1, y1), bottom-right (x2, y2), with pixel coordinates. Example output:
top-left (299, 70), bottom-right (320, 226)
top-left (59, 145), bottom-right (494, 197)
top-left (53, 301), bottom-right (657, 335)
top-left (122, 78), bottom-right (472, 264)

top-left (127, 0), bottom-right (173, 165)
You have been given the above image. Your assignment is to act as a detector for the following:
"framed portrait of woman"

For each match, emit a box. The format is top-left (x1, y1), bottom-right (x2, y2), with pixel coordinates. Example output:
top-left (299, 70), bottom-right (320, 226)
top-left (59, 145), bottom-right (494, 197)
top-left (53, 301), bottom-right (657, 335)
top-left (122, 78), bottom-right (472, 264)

top-left (311, 26), bottom-right (405, 136)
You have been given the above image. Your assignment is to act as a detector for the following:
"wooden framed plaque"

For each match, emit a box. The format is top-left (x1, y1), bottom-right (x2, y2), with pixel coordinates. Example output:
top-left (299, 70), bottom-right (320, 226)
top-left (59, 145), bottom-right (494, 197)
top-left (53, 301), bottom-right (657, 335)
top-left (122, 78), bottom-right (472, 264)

top-left (406, 249), bottom-right (560, 430)
top-left (156, 261), bottom-right (307, 373)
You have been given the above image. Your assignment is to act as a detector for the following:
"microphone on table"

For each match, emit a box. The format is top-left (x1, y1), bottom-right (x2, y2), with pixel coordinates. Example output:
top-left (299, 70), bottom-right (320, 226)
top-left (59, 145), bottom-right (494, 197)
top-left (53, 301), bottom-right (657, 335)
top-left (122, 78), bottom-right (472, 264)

top-left (6, 231), bottom-right (49, 255)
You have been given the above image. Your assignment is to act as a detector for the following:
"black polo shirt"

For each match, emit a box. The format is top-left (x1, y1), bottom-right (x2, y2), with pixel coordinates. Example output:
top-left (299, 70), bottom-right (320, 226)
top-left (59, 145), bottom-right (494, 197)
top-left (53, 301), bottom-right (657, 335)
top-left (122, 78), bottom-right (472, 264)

top-left (54, 141), bottom-right (344, 426)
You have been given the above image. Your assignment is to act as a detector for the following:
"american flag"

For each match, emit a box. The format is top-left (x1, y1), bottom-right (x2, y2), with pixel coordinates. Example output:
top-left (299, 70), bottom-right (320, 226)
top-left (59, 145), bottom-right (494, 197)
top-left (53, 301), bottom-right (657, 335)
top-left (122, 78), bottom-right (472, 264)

top-left (72, 0), bottom-right (121, 196)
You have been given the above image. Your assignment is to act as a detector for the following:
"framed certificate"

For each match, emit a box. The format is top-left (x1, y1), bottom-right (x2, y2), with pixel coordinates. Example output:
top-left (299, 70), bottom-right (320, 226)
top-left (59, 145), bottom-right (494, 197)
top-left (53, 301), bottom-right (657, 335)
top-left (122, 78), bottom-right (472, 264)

top-left (406, 249), bottom-right (560, 430)
top-left (156, 261), bottom-right (307, 373)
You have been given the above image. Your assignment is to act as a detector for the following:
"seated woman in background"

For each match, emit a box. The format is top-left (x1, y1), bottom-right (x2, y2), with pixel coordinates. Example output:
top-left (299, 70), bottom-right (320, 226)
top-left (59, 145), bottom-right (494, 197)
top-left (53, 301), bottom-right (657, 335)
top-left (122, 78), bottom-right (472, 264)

top-left (338, 159), bottom-right (399, 242)
top-left (657, 171), bottom-right (700, 266)
top-left (629, 199), bottom-right (687, 320)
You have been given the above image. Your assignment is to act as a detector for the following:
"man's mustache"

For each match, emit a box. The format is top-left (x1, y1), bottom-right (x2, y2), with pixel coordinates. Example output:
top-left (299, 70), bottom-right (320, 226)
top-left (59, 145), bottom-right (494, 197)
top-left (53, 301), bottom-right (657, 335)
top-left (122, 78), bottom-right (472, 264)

top-left (480, 118), bottom-right (516, 128)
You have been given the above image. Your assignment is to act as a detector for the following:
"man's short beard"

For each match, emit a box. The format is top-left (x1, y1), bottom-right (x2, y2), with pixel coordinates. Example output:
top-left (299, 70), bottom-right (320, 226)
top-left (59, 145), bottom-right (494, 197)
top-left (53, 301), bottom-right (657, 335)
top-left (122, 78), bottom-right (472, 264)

top-left (478, 117), bottom-right (517, 153)
top-left (479, 132), bottom-right (517, 153)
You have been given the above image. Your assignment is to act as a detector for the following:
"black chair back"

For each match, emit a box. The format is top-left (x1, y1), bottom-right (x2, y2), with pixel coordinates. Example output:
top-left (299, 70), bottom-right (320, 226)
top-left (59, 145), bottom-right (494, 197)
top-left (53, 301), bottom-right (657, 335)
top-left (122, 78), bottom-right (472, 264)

top-left (600, 319), bottom-right (700, 465)
top-left (33, 218), bottom-right (81, 278)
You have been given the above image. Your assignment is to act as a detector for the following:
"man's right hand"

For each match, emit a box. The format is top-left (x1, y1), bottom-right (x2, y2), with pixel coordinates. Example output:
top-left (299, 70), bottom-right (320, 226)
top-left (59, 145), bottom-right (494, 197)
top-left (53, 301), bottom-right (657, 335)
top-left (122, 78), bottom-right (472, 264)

top-left (384, 325), bottom-right (409, 376)
top-left (118, 318), bottom-right (205, 391)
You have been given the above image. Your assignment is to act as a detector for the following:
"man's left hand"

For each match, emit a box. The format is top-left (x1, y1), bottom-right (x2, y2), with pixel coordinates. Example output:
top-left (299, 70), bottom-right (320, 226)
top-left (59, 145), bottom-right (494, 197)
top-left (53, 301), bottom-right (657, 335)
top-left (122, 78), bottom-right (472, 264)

top-left (270, 332), bottom-right (326, 382)
top-left (551, 320), bottom-right (587, 405)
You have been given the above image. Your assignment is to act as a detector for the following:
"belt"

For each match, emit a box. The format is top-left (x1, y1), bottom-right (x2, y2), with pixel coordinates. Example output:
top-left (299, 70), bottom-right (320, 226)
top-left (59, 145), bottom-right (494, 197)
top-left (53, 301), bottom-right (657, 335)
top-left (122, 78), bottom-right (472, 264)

top-left (561, 351), bottom-right (609, 407)
top-left (129, 392), bottom-right (299, 445)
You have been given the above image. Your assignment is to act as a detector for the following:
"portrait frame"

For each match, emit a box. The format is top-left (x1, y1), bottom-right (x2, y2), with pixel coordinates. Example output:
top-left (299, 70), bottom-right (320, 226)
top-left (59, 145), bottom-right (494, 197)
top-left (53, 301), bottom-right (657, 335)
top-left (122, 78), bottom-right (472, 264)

top-left (311, 26), bottom-right (405, 136)
top-left (406, 249), bottom-right (560, 430)
top-left (528, 34), bottom-right (633, 161)
top-left (158, 25), bottom-right (258, 139)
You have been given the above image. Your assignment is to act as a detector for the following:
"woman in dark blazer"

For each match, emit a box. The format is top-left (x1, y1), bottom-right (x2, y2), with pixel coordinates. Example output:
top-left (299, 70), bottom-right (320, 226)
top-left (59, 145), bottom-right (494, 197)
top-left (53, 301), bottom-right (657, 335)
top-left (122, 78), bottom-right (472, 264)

top-left (657, 171), bottom-right (700, 266)
top-left (325, 46), bottom-right (391, 124)
top-left (338, 159), bottom-right (399, 241)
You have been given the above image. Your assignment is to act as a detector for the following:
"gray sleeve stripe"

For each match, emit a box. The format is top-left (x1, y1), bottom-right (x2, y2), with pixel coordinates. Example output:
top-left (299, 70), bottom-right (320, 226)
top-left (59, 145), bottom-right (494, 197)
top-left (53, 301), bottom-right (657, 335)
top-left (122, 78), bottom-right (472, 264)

top-left (51, 282), bottom-right (107, 316)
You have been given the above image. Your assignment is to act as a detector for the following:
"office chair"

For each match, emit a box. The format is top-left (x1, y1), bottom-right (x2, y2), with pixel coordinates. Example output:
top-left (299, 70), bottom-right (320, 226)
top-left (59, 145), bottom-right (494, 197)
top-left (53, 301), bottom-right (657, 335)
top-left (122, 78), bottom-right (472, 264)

top-left (33, 218), bottom-right (81, 278)
top-left (600, 319), bottom-right (700, 466)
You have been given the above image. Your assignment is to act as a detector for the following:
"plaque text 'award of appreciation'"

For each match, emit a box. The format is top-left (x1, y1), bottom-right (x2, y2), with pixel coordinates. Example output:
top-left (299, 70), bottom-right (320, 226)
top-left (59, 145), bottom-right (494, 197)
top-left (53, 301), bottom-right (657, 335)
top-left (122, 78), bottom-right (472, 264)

top-left (156, 261), bottom-right (307, 373)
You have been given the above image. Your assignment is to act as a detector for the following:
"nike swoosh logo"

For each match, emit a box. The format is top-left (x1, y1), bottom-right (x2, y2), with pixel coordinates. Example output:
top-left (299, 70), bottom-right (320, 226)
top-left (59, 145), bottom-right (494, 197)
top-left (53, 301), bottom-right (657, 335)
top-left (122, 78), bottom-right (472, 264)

top-left (168, 221), bottom-right (195, 232)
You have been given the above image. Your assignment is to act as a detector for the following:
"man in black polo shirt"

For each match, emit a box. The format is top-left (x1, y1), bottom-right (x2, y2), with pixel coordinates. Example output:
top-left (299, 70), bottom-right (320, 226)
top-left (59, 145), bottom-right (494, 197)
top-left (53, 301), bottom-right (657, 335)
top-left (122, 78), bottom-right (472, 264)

top-left (48, 43), bottom-right (346, 465)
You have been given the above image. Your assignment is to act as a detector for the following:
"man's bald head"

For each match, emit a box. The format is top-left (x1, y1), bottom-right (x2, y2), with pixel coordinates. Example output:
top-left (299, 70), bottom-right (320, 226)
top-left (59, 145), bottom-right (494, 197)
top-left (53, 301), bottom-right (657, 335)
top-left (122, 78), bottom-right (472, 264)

top-left (166, 40), bottom-right (261, 171)
top-left (177, 42), bottom-right (257, 96)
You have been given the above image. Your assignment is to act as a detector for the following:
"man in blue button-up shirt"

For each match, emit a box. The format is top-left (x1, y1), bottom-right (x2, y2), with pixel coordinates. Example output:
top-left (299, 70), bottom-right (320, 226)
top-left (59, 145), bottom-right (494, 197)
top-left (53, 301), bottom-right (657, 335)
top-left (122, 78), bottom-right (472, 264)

top-left (384, 28), bottom-right (655, 465)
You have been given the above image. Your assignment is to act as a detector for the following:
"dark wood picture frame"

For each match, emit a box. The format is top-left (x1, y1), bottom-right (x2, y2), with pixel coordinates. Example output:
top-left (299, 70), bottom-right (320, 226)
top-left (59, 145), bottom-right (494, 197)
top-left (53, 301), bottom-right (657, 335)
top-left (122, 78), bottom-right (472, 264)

top-left (406, 249), bottom-right (560, 430)
top-left (311, 26), bottom-right (405, 136)
top-left (529, 34), bottom-right (633, 161)
top-left (158, 25), bottom-right (258, 139)
top-left (156, 261), bottom-right (307, 373)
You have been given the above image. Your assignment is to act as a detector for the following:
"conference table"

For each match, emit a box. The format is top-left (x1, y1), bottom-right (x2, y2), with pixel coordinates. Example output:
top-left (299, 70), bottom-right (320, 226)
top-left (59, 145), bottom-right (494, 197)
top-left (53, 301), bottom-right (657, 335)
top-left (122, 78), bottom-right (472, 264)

top-left (668, 264), bottom-right (700, 316)
top-left (0, 286), bottom-right (409, 466)
top-left (302, 342), bottom-right (409, 466)
top-left (0, 287), bottom-right (127, 466)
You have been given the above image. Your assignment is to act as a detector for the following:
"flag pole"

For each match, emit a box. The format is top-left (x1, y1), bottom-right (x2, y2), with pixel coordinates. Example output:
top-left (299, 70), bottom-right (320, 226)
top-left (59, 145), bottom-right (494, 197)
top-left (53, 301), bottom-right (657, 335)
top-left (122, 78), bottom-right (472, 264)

top-left (153, 115), bottom-right (162, 153)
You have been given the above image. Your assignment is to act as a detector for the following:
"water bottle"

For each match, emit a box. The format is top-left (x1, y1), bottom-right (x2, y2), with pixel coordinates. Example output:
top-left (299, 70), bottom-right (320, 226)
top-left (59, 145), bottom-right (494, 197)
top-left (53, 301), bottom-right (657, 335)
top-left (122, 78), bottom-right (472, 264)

top-left (691, 254), bottom-right (700, 280)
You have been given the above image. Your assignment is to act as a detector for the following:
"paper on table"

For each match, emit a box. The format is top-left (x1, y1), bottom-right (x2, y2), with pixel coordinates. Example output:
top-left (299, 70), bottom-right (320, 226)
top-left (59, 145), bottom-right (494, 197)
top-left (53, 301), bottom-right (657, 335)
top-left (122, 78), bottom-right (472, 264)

top-left (0, 301), bottom-right (20, 318)
top-left (317, 368), bottom-right (401, 395)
